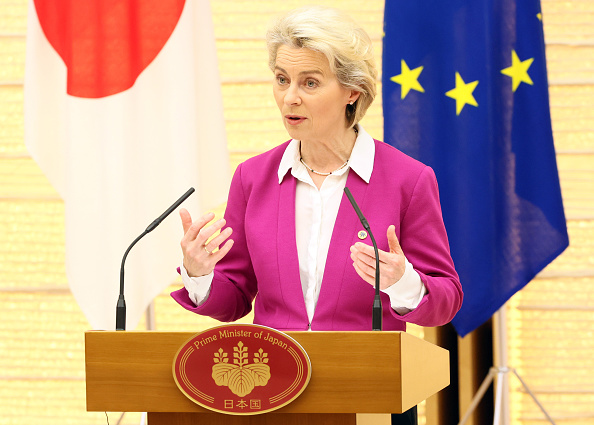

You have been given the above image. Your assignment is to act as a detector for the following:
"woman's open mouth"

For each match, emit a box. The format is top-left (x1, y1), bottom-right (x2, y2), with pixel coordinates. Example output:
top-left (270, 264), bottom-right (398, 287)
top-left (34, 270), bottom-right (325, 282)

top-left (285, 115), bottom-right (306, 125)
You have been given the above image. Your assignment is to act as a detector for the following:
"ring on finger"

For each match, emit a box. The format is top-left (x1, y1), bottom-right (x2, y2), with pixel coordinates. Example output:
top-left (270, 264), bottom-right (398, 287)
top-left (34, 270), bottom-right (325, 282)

top-left (203, 245), bottom-right (212, 255)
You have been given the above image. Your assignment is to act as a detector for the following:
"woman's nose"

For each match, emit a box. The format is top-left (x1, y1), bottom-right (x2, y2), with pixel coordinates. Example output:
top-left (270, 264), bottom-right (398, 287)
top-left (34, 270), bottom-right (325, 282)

top-left (284, 84), bottom-right (301, 106)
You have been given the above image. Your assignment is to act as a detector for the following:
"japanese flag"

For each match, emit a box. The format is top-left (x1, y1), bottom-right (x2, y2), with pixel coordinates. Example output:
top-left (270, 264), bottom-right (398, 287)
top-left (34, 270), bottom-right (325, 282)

top-left (24, 0), bottom-right (229, 329)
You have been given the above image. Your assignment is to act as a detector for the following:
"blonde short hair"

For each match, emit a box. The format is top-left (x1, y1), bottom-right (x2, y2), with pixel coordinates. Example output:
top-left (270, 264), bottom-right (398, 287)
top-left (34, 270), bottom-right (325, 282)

top-left (266, 6), bottom-right (377, 128)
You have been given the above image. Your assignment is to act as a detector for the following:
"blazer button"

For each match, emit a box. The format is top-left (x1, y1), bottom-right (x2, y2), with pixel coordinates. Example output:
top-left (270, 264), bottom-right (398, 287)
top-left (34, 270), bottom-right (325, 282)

top-left (357, 230), bottom-right (368, 240)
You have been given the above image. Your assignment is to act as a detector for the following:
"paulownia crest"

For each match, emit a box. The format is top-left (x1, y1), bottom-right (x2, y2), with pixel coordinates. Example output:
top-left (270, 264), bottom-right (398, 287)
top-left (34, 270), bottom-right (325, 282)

top-left (212, 341), bottom-right (271, 397)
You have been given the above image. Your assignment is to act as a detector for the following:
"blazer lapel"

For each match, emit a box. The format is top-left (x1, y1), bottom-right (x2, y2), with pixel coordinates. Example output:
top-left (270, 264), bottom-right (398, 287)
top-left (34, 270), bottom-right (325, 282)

top-left (315, 171), bottom-right (370, 319)
top-left (277, 174), bottom-right (308, 317)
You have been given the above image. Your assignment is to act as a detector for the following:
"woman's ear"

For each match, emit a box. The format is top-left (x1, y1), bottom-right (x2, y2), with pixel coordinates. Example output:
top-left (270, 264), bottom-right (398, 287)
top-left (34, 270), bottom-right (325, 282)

top-left (348, 90), bottom-right (361, 105)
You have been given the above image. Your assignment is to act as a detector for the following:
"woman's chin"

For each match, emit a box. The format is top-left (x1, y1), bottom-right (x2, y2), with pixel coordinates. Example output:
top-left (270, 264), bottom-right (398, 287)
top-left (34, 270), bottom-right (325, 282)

top-left (284, 125), bottom-right (304, 140)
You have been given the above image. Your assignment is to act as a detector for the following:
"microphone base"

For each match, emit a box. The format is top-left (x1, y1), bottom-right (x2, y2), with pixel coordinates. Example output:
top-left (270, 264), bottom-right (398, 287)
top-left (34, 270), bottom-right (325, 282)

top-left (372, 297), bottom-right (383, 331)
top-left (116, 295), bottom-right (126, 331)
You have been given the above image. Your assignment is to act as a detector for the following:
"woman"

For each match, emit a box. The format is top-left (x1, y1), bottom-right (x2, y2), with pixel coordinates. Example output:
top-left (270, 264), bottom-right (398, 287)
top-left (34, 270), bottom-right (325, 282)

top-left (172, 6), bottom-right (463, 424)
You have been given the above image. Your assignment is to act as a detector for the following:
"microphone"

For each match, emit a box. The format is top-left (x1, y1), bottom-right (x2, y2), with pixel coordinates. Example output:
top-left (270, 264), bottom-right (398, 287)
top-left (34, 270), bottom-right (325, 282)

top-left (116, 187), bottom-right (195, 331)
top-left (344, 187), bottom-right (382, 331)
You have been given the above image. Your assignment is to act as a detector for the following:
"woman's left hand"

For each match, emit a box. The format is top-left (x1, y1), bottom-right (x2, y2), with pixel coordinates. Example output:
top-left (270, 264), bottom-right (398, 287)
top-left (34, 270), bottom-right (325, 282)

top-left (350, 225), bottom-right (406, 290)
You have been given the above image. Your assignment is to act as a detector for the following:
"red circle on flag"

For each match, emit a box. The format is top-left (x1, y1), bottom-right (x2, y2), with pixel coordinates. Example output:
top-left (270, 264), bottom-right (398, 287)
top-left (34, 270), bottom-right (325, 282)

top-left (173, 324), bottom-right (312, 415)
top-left (33, 0), bottom-right (186, 98)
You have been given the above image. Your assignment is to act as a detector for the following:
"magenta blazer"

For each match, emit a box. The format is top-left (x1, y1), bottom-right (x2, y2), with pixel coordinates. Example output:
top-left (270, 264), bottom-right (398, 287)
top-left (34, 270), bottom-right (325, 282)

top-left (172, 140), bottom-right (463, 331)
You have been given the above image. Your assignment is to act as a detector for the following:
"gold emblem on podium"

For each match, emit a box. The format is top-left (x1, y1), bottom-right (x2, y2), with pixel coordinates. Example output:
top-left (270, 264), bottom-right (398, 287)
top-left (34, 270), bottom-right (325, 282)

top-left (173, 324), bottom-right (311, 415)
top-left (212, 341), bottom-right (271, 397)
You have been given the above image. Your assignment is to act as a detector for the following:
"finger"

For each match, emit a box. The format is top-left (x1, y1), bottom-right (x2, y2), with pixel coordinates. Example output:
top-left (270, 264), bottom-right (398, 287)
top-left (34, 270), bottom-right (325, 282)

top-left (351, 252), bottom-right (376, 278)
top-left (350, 247), bottom-right (376, 269)
top-left (183, 211), bottom-right (215, 241)
top-left (210, 238), bottom-right (234, 262)
top-left (352, 242), bottom-right (375, 259)
top-left (184, 212), bottom-right (216, 242)
top-left (196, 218), bottom-right (227, 246)
top-left (180, 208), bottom-right (193, 234)
top-left (352, 261), bottom-right (374, 286)
top-left (387, 225), bottom-right (402, 255)
top-left (203, 227), bottom-right (233, 253)
top-left (352, 243), bottom-right (391, 265)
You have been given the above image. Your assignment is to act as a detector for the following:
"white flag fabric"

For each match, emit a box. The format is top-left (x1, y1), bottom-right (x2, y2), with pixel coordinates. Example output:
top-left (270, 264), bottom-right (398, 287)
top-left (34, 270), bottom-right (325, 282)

top-left (24, 0), bottom-right (229, 330)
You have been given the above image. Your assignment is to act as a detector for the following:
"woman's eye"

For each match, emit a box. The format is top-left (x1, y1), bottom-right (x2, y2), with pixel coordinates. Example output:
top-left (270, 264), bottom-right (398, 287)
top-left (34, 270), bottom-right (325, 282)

top-left (306, 80), bottom-right (317, 88)
top-left (277, 76), bottom-right (287, 84)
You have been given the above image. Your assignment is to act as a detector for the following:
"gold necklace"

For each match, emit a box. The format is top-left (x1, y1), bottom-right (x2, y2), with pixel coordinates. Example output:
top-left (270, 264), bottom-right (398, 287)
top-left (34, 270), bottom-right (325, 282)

top-left (299, 127), bottom-right (357, 176)
top-left (300, 157), bottom-right (349, 176)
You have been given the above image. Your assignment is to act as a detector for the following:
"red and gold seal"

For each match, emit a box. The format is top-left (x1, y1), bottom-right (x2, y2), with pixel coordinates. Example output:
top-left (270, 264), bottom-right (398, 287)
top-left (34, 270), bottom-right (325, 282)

top-left (173, 324), bottom-right (311, 415)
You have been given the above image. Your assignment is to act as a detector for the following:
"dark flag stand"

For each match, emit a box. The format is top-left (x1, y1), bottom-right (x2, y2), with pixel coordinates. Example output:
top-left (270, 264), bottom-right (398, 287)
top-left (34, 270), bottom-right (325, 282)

top-left (458, 308), bottom-right (556, 425)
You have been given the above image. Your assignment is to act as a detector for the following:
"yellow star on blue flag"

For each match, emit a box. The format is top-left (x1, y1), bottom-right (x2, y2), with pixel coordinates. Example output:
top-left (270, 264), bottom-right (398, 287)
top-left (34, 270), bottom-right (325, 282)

top-left (445, 72), bottom-right (479, 115)
top-left (390, 60), bottom-right (424, 99)
top-left (501, 50), bottom-right (534, 92)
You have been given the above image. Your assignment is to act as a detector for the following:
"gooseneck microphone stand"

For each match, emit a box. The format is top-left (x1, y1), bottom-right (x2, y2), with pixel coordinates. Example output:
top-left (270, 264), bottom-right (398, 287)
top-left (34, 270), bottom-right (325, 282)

top-left (344, 187), bottom-right (382, 331)
top-left (116, 187), bottom-right (195, 331)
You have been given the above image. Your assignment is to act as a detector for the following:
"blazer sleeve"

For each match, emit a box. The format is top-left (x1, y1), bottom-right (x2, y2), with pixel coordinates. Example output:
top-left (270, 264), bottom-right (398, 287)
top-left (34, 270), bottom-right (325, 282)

top-left (391, 166), bottom-right (463, 326)
top-left (171, 163), bottom-right (258, 321)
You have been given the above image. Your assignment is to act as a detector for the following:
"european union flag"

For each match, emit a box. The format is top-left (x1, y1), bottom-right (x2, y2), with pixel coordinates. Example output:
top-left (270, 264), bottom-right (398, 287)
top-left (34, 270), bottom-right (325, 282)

top-left (382, 0), bottom-right (569, 337)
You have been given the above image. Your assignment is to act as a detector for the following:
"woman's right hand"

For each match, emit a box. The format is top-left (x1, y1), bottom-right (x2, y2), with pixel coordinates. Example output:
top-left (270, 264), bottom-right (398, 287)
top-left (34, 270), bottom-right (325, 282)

top-left (180, 208), bottom-right (234, 277)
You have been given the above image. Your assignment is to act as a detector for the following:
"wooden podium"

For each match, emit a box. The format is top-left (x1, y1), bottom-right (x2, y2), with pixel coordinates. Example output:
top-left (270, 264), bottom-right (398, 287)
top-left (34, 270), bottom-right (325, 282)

top-left (85, 331), bottom-right (449, 425)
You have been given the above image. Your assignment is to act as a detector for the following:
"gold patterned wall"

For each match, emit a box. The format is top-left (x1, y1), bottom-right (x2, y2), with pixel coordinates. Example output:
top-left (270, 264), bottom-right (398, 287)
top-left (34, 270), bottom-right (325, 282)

top-left (504, 0), bottom-right (594, 423)
top-left (0, 1), bottom-right (592, 424)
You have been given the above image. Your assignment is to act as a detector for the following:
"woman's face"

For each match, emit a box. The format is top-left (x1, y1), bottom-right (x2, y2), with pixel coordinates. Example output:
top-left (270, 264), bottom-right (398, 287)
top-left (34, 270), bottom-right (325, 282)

top-left (273, 45), bottom-right (357, 142)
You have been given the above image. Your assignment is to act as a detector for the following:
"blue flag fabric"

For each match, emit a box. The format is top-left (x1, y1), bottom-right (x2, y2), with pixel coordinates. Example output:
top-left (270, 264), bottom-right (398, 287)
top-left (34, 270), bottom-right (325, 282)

top-left (382, 0), bottom-right (569, 336)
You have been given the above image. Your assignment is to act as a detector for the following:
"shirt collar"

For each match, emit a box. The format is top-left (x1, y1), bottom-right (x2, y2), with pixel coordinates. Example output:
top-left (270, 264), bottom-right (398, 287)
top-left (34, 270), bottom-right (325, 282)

top-left (277, 124), bottom-right (375, 184)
